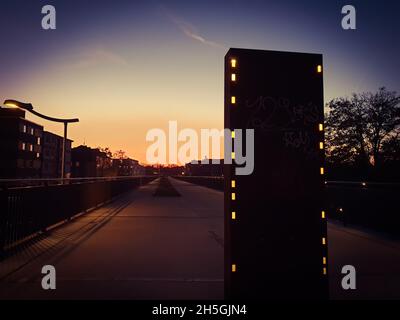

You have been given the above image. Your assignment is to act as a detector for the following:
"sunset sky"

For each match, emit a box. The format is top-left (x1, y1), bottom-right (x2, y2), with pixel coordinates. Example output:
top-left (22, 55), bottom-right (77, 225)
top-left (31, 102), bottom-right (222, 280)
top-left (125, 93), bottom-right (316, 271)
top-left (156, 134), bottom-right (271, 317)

top-left (1, 0), bottom-right (399, 163)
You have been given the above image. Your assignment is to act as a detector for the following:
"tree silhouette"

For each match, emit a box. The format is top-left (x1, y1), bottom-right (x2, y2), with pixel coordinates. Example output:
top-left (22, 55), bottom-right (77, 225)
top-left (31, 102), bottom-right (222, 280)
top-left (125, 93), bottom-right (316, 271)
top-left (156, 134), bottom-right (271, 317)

top-left (113, 150), bottom-right (127, 160)
top-left (382, 133), bottom-right (400, 163)
top-left (98, 147), bottom-right (113, 158)
top-left (325, 87), bottom-right (400, 172)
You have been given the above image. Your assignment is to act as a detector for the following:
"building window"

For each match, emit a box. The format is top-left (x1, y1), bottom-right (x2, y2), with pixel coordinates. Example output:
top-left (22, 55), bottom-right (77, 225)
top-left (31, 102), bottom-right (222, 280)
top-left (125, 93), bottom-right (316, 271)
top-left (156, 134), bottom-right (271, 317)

top-left (23, 125), bottom-right (27, 133)
top-left (29, 144), bottom-right (33, 152)
top-left (30, 128), bottom-right (34, 135)
top-left (37, 137), bottom-right (41, 145)
top-left (22, 142), bottom-right (26, 150)
top-left (36, 152), bottom-right (40, 159)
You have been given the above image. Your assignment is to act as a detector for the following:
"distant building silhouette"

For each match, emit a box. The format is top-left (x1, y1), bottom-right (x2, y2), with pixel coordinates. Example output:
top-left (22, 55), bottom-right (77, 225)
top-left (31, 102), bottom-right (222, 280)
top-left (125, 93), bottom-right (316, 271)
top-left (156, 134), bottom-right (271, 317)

top-left (41, 131), bottom-right (72, 178)
top-left (0, 106), bottom-right (43, 178)
top-left (72, 146), bottom-right (144, 177)
top-left (144, 165), bottom-right (160, 176)
top-left (0, 106), bottom-right (144, 180)
top-left (159, 165), bottom-right (184, 176)
top-left (184, 160), bottom-right (224, 176)
top-left (71, 145), bottom-right (100, 177)
top-left (112, 158), bottom-right (144, 176)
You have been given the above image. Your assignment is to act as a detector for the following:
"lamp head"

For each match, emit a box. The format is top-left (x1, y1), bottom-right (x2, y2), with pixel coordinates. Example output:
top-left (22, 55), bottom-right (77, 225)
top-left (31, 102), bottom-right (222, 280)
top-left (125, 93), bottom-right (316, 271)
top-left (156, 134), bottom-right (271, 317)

top-left (4, 99), bottom-right (33, 111)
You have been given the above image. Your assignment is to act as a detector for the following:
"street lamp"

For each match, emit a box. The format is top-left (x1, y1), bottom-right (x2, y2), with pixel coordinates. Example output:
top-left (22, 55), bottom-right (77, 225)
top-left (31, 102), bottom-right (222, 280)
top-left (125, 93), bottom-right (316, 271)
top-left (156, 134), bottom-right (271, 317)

top-left (4, 99), bottom-right (79, 180)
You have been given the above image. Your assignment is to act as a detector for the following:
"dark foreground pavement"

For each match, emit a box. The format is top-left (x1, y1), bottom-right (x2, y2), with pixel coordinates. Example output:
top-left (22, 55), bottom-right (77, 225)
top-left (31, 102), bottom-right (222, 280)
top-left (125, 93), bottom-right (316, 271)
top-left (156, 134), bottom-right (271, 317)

top-left (0, 178), bottom-right (224, 299)
top-left (0, 177), bottom-right (399, 299)
top-left (328, 221), bottom-right (400, 299)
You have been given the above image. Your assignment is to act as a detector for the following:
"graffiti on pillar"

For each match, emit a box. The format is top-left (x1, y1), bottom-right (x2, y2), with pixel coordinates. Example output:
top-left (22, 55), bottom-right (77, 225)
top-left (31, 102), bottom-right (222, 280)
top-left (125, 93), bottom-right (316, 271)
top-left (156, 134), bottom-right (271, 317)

top-left (244, 95), bottom-right (320, 158)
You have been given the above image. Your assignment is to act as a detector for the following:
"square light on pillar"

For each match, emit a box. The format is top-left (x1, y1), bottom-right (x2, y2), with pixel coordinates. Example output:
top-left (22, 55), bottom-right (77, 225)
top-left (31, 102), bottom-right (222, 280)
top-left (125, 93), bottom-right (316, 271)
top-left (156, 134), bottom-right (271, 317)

top-left (231, 73), bottom-right (236, 82)
top-left (231, 96), bottom-right (236, 104)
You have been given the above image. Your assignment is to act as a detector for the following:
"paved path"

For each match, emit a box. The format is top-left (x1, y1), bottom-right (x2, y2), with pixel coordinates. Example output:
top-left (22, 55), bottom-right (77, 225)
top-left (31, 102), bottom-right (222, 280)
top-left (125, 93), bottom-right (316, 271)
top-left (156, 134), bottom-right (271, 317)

top-left (0, 178), bottom-right (224, 299)
top-left (1, 177), bottom-right (399, 299)
top-left (328, 221), bottom-right (400, 299)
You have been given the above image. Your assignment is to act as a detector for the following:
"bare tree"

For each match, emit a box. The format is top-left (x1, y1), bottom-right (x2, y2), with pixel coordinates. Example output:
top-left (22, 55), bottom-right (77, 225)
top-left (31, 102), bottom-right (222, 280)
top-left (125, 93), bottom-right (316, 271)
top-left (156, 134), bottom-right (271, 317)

top-left (113, 150), bottom-right (127, 160)
top-left (98, 147), bottom-right (112, 158)
top-left (364, 88), bottom-right (400, 166)
top-left (325, 87), bottom-right (400, 169)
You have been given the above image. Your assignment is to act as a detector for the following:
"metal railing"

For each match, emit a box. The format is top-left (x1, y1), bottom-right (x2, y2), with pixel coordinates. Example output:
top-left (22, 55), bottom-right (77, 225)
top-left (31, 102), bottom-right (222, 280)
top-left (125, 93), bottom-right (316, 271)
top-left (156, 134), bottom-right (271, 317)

top-left (0, 176), bottom-right (157, 258)
top-left (175, 176), bottom-right (400, 234)
top-left (325, 180), bottom-right (400, 189)
top-left (0, 176), bottom-right (157, 189)
top-left (325, 181), bottom-right (400, 234)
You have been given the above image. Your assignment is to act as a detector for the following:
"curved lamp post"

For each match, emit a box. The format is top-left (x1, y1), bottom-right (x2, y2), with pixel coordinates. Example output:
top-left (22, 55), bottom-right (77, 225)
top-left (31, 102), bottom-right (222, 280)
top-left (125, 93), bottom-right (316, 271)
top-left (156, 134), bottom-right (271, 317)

top-left (4, 99), bottom-right (79, 180)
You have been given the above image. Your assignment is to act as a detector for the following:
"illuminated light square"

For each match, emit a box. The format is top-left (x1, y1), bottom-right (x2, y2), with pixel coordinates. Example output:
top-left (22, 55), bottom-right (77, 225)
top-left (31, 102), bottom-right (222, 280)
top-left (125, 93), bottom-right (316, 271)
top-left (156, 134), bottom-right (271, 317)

top-left (231, 131), bottom-right (235, 139)
top-left (320, 167), bottom-right (324, 175)
top-left (231, 193), bottom-right (236, 200)
top-left (319, 123), bottom-right (324, 131)
top-left (232, 264), bottom-right (237, 272)
top-left (231, 180), bottom-right (236, 188)
top-left (321, 211), bottom-right (326, 219)
top-left (232, 211), bottom-right (236, 220)
top-left (317, 65), bottom-right (322, 73)
top-left (323, 257), bottom-right (327, 265)
top-left (231, 73), bottom-right (236, 81)
top-left (231, 152), bottom-right (235, 160)
top-left (323, 267), bottom-right (327, 275)
top-left (322, 237), bottom-right (326, 245)
top-left (319, 142), bottom-right (324, 150)
top-left (231, 59), bottom-right (237, 68)
top-left (231, 96), bottom-right (236, 104)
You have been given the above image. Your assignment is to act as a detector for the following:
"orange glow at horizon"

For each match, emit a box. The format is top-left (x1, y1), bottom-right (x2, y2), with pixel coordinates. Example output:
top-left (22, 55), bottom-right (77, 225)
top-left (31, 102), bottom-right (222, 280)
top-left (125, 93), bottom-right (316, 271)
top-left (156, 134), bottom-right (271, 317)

top-left (6, 43), bottom-right (225, 165)
top-left (2, 37), bottom-right (354, 165)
